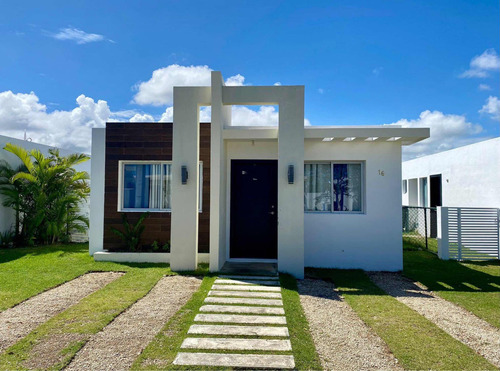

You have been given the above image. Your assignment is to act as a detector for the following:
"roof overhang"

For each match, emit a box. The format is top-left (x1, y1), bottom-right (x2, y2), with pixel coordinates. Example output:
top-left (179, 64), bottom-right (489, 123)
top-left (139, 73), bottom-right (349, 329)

top-left (223, 125), bottom-right (429, 145)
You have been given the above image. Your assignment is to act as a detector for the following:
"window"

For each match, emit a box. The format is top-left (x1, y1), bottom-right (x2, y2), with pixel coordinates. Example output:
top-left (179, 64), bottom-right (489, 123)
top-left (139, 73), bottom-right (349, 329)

top-left (119, 161), bottom-right (202, 212)
top-left (304, 162), bottom-right (363, 213)
top-left (402, 179), bottom-right (408, 194)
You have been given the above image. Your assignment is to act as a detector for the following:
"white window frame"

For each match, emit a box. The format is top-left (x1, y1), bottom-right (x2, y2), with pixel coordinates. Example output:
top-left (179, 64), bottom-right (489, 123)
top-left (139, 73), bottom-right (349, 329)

top-left (304, 161), bottom-right (365, 214)
top-left (117, 160), bottom-right (203, 212)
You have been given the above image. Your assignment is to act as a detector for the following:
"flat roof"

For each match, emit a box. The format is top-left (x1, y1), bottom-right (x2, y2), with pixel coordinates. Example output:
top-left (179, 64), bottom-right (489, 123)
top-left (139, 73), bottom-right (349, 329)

top-left (223, 126), bottom-right (430, 145)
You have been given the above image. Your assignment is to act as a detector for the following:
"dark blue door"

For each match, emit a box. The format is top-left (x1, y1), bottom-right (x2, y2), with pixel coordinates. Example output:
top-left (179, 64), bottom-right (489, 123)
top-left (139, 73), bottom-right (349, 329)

top-left (230, 160), bottom-right (278, 259)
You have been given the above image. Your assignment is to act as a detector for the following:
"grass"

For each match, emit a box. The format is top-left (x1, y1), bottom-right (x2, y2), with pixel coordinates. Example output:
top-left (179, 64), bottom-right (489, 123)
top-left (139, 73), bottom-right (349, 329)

top-left (133, 274), bottom-right (322, 371)
top-left (403, 233), bottom-right (438, 254)
top-left (308, 268), bottom-right (496, 370)
top-left (404, 250), bottom-right (500, 328)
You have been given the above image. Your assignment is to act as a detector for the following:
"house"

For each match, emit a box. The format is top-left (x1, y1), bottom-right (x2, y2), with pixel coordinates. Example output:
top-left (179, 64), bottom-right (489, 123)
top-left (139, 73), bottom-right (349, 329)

top-left (0, 135), bottom-right (91, 241)
top-left (89, 71), bottom-right (429, 278)
top-left (402, 137), bottom-right (500, 209)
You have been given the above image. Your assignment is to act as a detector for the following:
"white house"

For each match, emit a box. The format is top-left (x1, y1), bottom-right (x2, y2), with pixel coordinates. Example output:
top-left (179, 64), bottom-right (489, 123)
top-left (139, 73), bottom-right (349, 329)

top-left (402, 137), bottom-right (500, 209)
top-left (89, 71), bottom-right (429, 278)
top-left (0, 135), bottom-right (91, 241)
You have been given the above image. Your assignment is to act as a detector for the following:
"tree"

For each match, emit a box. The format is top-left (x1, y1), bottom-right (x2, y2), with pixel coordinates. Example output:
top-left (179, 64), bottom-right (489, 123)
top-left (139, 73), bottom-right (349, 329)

top-left (0, 144), bottom-right (90, 245)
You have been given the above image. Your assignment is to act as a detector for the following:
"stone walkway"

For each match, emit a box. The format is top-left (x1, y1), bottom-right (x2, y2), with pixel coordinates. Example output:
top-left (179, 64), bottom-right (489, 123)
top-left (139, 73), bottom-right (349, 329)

top-left (173, 275), bottom-right (295, 369)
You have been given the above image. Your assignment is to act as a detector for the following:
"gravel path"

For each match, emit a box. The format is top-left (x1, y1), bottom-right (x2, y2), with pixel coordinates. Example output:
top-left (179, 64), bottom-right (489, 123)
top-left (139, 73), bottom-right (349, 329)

top-left (298, 279), bottom-right (402, 371)
top-left (0, 272), bottom-right (123, 353)
top-left (369, 272), bottom-right (500, 368)
top-left (65, 275), bottom-right (201, 371)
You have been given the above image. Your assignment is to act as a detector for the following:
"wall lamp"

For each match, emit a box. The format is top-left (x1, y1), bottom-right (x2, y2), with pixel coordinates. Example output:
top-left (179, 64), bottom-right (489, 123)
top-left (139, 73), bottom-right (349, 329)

top-left (288, 165), bottom-right (294, 184)
top-left (181, 166), bottom-right (188, 184)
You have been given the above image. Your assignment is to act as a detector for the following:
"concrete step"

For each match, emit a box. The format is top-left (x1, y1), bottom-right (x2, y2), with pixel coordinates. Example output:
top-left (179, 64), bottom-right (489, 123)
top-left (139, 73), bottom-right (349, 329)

top-left (208, 290), bottom-right (282, 299)
top-left (204, 296), bottom-right (283, 306)
top-left (215, 279), bottom-right (280, 286)
top-left (194, 313), bottom-right (287, 325)
top-left (218, 275), bottom-right (279, 280)
top-left (173, 352), bottom-right (295, 369)
top-left (187, 324), bottom-right (289, 337)
top-left (181, 337), bottom-right (292, 351)
top-left (200, 305), bottom-right (285, 315)
top-left (211, 285), bottom-right (281, 292)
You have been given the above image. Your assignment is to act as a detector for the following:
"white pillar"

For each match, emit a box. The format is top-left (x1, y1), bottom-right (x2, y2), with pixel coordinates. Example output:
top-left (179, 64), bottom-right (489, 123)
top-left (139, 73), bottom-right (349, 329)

top-left (89, 128), bottom-right (105, 256)
top-left (277, 87), bottom-right (305, 278)
top-left (170, 87), bottom-right (211, 271)
top-left (437, 206), bottom-right (449, 260)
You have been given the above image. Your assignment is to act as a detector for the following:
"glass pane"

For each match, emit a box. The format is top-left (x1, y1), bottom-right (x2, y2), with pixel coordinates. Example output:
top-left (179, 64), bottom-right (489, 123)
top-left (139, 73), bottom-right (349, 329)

top-left (162, 164), bottom-right (172, 209)
top-left (333, 164), bottom-right (362, 212)
top-left (123, 164), bottom-right (161, 209)
top-left (304, 164), bottom-right (331, 211)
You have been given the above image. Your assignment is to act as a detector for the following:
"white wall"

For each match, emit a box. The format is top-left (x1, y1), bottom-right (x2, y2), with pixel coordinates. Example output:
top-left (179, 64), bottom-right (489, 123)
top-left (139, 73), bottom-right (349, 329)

top-left (402, 138), bottom-right (500, 208)
top-left (226, 139), bottom-right (403, 272)
top-left (0, 135), bottom-right (91, 236)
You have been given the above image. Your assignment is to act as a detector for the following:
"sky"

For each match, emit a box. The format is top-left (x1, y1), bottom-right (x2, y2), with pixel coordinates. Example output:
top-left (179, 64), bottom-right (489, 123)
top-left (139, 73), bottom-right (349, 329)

top-left (0, 0), bottom-right (499, 160)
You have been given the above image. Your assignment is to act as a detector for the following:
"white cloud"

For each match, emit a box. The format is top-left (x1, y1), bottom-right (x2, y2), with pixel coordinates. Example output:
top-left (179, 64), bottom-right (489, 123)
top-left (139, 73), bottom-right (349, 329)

top-left (132, 65), bottom-right (246, 106)
top-left (50, 27), bottom-right (106, 44)
top-left (0, 91), bottom-right (155, 153)
top-left (386, 110), bottom-right (483, 160)
top-left (479, 96), bottom-right (500, 121)
top-left (478, 84), bottom-right (492, 91)
top-left (273, 82), bottom-right (282, 86)
top-left (460, 49), bottom-right (500, 78)
top-left (129, 113), bottom-right (155, 122)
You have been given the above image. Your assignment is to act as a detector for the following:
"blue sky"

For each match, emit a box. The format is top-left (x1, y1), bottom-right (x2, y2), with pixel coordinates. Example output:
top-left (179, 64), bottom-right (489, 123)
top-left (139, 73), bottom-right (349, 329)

top-left (0, 0), bottom-right (498, 158)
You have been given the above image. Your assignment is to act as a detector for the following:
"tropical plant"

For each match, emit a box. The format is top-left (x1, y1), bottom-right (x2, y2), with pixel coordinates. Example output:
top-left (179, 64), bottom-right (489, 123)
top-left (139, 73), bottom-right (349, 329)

top-left (0, 143), bottom-right (90, 245)
top-left (111, 212), bottom-right (149, 251)
top-left (0, 229), bottom-right (15, 248)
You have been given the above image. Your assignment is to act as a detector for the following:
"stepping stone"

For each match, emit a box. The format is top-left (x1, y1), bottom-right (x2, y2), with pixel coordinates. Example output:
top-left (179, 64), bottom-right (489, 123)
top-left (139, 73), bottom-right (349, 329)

top-left (188, 324), bottom-right (289, 337)
top-left (200, 305), bottom-right (285, 315)
top-left (181, 337), bottom-right (292, 351)
top-left (215, 279), bottom-right (280, 286)
top-left (212, 285), bottom-right (281, 292)
top-left (204, 297), bottom-right (283, 306)
top-left (209, 290), bottom-right (282, 299)
top-left (218, 275), bottom-right (279, 280)
top-left (194, 313), bottom-right (287, 325)
top-left (174, 352), bottom-right (295, 369)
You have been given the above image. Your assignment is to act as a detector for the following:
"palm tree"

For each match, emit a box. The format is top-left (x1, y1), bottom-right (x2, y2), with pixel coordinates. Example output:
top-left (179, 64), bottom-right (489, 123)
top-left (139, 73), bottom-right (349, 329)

top-left (1, 143), bottom-right (90, 245)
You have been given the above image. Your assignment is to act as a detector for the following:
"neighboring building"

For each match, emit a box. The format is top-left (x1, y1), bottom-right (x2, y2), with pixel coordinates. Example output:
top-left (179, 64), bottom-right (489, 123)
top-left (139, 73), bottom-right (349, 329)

top-left (402, 137), bottom-right (500, 209)
top-left (0, 135), bottom-right (91, 241)
top-left (89, 71), bottom-right (429, 278)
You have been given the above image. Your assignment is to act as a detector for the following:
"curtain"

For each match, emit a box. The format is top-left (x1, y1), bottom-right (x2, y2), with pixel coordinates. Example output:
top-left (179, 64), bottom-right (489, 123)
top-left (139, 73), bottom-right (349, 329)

top-left (304, 164), bottom-right (331, 211)
top-left (333, 164), bottom-right (361, 211)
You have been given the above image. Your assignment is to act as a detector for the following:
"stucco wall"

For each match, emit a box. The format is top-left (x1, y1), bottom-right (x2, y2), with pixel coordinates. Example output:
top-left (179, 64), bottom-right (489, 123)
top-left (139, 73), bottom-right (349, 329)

top-left (402, 138), bottom-right (500, 208)
top-left (226, 139), bottom-right (403, 271)
top-left (0, 135), bottom-right (91, 236)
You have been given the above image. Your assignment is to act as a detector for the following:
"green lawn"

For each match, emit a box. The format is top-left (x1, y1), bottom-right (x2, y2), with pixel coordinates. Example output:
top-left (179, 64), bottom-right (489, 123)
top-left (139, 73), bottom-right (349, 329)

top-left (308, 268), bottom-right (496, 370)
top-left (403, 250), bottom-right (500, 328)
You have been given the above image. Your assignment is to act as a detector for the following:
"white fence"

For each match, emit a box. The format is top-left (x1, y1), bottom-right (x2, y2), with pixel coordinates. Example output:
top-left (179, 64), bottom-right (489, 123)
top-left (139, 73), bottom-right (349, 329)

top-left (438, 207), bottom-right (500, 260)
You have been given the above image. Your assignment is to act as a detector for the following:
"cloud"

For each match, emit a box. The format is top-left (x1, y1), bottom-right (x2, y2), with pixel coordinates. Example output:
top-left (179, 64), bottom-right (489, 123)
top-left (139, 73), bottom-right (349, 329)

top-left (478, 84), bottom-right (492, 91)
top-left (386, 110), bottom-right (484, 160)
top-left (50, 27), bottom-right (106, 44)
top-left (273, 82), bottom-right (282, 86)
top-left (460, 49), bottom-right (500, 78)
top-left (132, 65), bottom-right (245, 106)
top-left (129, 113), bottom-right (155, 122)
top-left (479, 96), bottom-right (500, 121)
top-left (0, 90), bottom-right (148, 153)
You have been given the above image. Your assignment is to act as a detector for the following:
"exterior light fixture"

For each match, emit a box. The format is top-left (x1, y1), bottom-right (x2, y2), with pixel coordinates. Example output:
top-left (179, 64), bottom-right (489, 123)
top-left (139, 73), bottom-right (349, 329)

top-left (288, 165), bottom-right (294, 184)
top-left (387, 137), bottom-right (402, 141)
top-left (365, 137), bottom-right (379, 142)
top-left (343, 137), bottom-right (356, 142)
top-left (322, 137), bottom-right (334, 142)
top-left (181, 166), bottom-right (188, 184)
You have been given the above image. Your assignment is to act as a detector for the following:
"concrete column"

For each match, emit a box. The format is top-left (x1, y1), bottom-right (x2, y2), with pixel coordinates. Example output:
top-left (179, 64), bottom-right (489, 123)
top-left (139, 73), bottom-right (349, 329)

top-left (209, 72), bottom-right (231, 272)
top-left (277, 87), bottom-right (305, 278)
top-left (437, 206), bottom-right (449, 260)
top-left (89, 128), bottom-right (106, 256)
top-left (170, 87), bottom-right (211, 271)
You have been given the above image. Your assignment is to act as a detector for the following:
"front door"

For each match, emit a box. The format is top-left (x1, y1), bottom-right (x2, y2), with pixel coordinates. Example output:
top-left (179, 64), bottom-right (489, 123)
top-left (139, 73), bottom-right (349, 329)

top-left (230, 160), bottom-right (278, 259)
